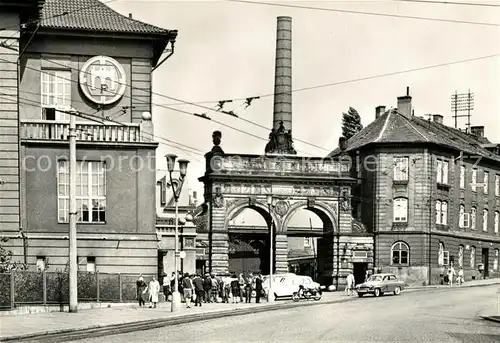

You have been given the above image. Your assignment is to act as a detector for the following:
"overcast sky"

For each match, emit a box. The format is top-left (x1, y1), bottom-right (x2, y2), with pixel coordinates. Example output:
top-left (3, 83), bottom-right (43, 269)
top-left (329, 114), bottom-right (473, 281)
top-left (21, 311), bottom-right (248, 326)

top-left (110, 0), bottom-right (499, 223)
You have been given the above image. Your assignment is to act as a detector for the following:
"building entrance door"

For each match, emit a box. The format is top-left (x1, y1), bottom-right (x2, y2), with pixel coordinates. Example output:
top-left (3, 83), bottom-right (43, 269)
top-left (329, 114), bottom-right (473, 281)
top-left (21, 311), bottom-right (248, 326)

top-left (228, 233), bottom-right (268, 276)
top-left (482, 248), bottom-right (489, 278)
top-left (353, 262), bottom-right (368, 285)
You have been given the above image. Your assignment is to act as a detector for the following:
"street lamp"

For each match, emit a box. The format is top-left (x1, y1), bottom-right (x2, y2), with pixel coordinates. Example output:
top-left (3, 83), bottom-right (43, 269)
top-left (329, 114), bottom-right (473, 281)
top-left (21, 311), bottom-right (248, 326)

top-left (266, 194), bottom-right (276, 302)
top-left (165, 154), bottom-right (190, 312)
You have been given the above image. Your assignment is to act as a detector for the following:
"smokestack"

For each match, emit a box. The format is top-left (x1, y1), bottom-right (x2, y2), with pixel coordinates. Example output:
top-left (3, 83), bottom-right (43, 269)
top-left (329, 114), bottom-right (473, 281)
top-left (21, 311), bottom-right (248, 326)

top-left (375, 106), bottom-right (386, 119)
top-left (397, 86), bottom-right (412, 119)
top-left (128, 13), bottom-right (133, 19)
top-left (265, 16), bottom-right (296, 155)
top-left (432, 114), bottom-right (443, 124)
top-left (470, 126), bottom-right (484, 137)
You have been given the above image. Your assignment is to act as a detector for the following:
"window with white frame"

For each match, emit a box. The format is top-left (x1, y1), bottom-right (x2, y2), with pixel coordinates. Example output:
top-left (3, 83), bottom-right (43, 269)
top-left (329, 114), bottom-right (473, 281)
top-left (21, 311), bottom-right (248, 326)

top-left (460, 165), bottom-right (466, 189)
top-left (483, 209), bottom-right (488, 232)
top-left (471, 169), bottom-right (477, 191)
top-left (393, 198), bottom-right (408, 223)
top-left (391, 241), bottom-right (409, 266)
top-left (436, 200), bottom-right (448, 225)
top-left (86, 257), bottom-right (96, 273)
top-left (471, 207), bottom-right (477, 230)
top-left (494, 249), bottom-right (498, 271)
top-left (57, 161), bottom-right (106, 223)
top-left (393, 157), bottom-right (409, 181)
top-left (483, 171), bottom-right (489, 194)
top-left (36, 256), bottom-right (46, 271)
top-left (458, 245), bottom-right (464, 268)
top-left (438, 242), bottom-right (449, 266)
top-left (41, 69), bottom-right (71, 121)
top-left (459, 205), bottom-right (470, 229)
top-left (495, 211), bottom-right (499, 234)
top-left (470, 246), bottom-right (476, 268)
top-left (495, 174), bottom-right (499, 197)
top-left (436, 159), bottom-right (449, 184)
top-left (304, 237), bottom-right (311, 248)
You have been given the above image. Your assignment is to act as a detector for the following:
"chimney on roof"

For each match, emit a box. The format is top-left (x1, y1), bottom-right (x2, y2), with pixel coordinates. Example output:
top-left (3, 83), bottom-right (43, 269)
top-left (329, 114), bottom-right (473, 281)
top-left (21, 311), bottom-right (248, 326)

top-left (397, 86), bottom-right (412, 119)
top-left (193, 191), bottom-right (198, 206)
top-left (375, 105), bottom-right (386, 119)
top-left (128, 13), bottom-right (133, 19)
top-left (470, 126), bottom-right (484, 137)
top-left (432, 114), bottom-right (443, 124)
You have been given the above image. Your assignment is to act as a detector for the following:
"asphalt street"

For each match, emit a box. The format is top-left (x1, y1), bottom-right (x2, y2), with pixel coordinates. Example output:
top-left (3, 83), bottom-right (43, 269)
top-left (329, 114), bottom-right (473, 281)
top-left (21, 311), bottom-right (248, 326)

top-left (73, 285), bottom-right (499, 343)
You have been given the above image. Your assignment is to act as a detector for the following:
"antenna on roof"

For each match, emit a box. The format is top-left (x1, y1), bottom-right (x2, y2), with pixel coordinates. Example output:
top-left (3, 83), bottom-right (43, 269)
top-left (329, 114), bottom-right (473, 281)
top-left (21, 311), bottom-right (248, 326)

top-left (451, 89), bottom-right (474, 132)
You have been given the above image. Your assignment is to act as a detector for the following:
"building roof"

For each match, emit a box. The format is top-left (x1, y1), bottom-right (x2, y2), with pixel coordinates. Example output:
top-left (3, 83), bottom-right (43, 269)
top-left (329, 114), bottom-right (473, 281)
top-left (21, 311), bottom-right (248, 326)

top-left (40, 0), bottom-right (171, 36)
top-left (330, 110), bottom-right (500, 163)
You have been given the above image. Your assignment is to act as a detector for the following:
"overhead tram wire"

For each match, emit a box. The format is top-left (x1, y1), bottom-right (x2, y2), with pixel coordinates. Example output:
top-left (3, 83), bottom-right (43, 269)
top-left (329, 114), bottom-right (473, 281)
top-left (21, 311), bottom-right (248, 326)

top-left (25, 53), bottom-right (500, 154)
top-left (226, 0), bottom-right (500, 27)
top-left (392, 0), bottom-right (500, 8)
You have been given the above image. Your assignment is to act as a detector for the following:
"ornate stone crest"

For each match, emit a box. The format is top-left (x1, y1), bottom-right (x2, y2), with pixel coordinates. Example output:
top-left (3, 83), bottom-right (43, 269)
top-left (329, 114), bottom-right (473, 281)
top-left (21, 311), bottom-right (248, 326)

top-left (274, 200), bottom-right (289, 217)
top-left (79, 56), bottom-right (126, 105)
top-left (213, 186), bottom-right (224, 208)
top-left (265, 121), bottom-right (297, 155)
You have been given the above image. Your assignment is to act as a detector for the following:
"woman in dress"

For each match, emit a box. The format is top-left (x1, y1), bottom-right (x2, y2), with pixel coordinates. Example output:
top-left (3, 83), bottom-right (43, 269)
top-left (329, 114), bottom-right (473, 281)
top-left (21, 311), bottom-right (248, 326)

top-left (136, 275), bottom-right (147, 307)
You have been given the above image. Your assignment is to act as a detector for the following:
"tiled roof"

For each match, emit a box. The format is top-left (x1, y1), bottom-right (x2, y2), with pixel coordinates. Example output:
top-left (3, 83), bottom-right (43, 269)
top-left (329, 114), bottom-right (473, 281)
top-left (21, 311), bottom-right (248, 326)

top-left (330, 110), bottom-right (500, 163)
top-left (40, 0), bottom-right (170, 35)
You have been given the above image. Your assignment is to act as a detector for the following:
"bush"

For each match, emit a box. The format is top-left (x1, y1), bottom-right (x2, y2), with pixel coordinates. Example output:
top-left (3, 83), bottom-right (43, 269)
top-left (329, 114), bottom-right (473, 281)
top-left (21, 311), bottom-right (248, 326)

top-left (14, 271), bottom-right (43, 304)
top-left (78, 272), bottom-right (97, 301)
top-left (0, 273), bottom-right (11, 309)
top-left (98, 274), bottom-right (120, 301)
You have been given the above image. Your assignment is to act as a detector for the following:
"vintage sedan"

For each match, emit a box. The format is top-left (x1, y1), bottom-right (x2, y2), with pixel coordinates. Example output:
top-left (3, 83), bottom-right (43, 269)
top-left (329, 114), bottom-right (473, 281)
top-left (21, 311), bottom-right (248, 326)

top-left (355, 273), bottom-right (405, 297)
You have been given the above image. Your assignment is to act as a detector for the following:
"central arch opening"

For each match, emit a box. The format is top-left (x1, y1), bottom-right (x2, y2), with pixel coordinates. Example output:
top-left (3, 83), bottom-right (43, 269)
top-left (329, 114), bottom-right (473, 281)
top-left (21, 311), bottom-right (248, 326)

top-left (227, 207), bottom-right (272, 276)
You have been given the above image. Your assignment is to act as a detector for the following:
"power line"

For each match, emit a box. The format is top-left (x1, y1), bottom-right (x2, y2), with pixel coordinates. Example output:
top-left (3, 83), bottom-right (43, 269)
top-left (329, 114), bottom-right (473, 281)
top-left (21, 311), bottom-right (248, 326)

top-left (393, 0), bottom-right (500, 8)
top-left (226, 0), bottom-right (500, 27)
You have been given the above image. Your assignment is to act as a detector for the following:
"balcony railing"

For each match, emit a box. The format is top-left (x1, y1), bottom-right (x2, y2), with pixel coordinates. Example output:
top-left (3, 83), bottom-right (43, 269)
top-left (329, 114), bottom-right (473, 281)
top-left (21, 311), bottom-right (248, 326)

top-left (20, 120), bottom-right (150, 143)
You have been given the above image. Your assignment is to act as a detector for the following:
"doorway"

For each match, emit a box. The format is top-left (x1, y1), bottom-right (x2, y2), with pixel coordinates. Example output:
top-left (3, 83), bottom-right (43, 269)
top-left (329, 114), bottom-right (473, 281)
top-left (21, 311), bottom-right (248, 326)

top-left (196, 260), bottom-right (206, 276)
top-left (353, 262), bottom-right (368, 285)
top-left (482, 248), bottom-right (489, 278)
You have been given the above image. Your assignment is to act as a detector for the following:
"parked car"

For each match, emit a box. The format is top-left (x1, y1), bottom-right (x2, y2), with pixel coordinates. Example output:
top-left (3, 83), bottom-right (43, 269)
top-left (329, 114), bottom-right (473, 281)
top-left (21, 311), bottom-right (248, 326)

top-left (262, 273), bottom-right (320, 301)
top-left (355, 273), bottom-right (405, 297)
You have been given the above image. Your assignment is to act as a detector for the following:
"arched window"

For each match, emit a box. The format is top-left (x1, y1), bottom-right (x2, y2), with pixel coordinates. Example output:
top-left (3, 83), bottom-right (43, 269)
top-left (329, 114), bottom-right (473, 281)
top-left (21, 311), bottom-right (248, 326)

top-left (438, 242), bottom-right (445, 266)
top-left (458, 245), bottom-right (464, 268)
top-left (471, 207), bottom-right (477, 229)
top-left (494, 249), bottom-right (499, 271)
top-left (483, 209), bottom-right (488, 232)
top-left (393, 198), bottom-right (408, 223)
top-left (391, 242), bottom-right (409, 266)
top-left (494, 211), bottom-right (499, 234)
top-left (470, 246), bottom-right (476, 268)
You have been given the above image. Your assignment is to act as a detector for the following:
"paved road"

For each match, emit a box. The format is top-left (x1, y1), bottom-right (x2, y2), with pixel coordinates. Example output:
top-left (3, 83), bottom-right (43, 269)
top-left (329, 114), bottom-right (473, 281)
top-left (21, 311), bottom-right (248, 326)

top-left (74, 285), bottom-right (499, 343)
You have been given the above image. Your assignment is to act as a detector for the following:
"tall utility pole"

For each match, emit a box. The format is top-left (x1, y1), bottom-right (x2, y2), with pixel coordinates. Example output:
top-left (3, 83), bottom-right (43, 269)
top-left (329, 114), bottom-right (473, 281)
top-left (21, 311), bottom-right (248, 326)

top-left (68, 111), bottom-right (78, 312)
top-left (451, 90), bottom-right (474, 132)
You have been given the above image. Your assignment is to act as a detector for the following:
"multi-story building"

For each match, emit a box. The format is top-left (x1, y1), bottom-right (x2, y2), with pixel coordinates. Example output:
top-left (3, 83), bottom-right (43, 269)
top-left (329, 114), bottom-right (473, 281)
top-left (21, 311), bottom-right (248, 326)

top-left (331, 88), bottom-right (500, 285)
top-left (0, 0), bottom-right (177, 275)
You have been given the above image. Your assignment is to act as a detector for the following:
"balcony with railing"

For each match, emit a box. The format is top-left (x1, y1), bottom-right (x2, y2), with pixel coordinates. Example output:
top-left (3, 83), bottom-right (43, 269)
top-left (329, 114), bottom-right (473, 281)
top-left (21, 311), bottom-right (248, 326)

top-left (20, 120), bottom-right (153, 143)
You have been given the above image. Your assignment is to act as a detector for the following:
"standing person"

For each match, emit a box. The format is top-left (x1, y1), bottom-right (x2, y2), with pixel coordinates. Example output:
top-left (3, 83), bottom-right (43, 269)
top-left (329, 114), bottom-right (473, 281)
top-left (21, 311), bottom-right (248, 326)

top-left (203, 273), bottom-right (212, 303)
top-left (211, 274), bottom-right (219, 303)
top-left (148, 276), bottom-right (161, 308)
top-left (136, 275), bottom-right (147, 307)
top-left (345, 272), bottom-right (355, 296)
top-left (162, 273), bottom-right (170, 302)
top-left (255, 274), bottom-right (263, 303)
top-left (447, 263), bottom-right (456, 286)
top-left (245, 274), bottom-right (253, 303)
top-left (456, 267), bottom-right (464, 285)
top-left (181, 273), bottom-right (194, 308)
top-left (230, 274), bottom-right (240, 304)
top-left (238, 273), bottom-right (246, 303)
top-left (193, 274), bottom-right (205, 307)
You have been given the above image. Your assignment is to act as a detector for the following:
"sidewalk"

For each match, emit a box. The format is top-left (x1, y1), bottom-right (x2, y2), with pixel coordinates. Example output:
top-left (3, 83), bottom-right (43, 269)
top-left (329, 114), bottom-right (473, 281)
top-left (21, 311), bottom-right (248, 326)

top-left (1, 278), bottom-right (498, 342)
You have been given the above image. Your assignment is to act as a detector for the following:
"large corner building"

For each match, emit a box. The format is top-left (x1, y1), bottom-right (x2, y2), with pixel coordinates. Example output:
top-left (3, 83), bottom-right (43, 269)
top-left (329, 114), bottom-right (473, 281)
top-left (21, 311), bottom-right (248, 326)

top-left (0, 0), bottom-right (177, 275)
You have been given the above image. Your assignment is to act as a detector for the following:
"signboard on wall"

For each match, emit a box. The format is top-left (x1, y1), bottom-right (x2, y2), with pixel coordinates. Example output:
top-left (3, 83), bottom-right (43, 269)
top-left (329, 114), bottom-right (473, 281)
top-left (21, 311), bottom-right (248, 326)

top-left (79, 55), bottom-right (126, 105)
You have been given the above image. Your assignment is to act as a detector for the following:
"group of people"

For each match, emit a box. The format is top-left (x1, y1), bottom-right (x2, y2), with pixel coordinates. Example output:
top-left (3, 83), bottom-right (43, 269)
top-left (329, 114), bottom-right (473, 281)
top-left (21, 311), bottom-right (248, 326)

top-left (445, 263), bottom-right (465, 286)
top-left (137, 272), bottom-right (266, 309)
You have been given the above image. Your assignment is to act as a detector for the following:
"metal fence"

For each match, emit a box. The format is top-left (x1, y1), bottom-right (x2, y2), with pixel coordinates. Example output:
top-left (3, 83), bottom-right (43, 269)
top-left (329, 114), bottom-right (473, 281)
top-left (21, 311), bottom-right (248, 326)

top-left (0, 271), bottom-right (140, 310)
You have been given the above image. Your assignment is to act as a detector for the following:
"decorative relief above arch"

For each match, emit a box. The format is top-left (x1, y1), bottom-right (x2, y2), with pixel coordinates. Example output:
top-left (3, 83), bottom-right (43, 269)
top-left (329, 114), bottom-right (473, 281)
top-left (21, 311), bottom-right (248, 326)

top-left (352, 219), bottom-right (367, 233)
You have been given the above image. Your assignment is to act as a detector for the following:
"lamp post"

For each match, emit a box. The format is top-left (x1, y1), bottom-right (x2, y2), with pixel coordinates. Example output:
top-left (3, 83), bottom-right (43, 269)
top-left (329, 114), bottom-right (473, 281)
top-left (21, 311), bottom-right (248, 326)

top-left (266, 194), bottom-right (275, 302)
top-left (165, 154), bottom-right (190, 313)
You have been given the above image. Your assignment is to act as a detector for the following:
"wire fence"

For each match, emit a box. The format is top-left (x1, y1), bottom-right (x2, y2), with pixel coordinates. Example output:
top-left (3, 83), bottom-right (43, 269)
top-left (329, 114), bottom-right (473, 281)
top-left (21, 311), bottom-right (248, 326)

top-left (0, 271), bottom-right (140, 310)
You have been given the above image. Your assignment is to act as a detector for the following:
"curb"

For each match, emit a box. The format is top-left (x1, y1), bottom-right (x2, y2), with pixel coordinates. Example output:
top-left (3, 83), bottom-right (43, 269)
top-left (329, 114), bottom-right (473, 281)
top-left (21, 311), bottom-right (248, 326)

top-left (2, 281), bottom-right (498, 342)
top-left (0, 297), bottom-right (357, 342)
top-left (480, 315), bottom-right (500, 324)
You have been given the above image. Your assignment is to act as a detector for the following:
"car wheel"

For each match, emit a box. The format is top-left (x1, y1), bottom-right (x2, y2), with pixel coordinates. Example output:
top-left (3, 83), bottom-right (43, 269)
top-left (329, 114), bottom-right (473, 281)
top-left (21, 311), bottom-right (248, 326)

top-left (374, 288), bottom-right (381, 297)
top-left (292, 292), bottom-right (300, 302)
top-left (393, 286), bottom-right (401, 295)
top-left (357, 293), bottom-right (364, 297)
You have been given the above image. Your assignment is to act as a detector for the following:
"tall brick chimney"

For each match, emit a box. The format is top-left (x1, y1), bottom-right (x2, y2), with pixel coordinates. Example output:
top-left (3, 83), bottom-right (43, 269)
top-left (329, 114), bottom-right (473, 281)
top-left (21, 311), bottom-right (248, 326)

top-left (265, 16), bottom-right (296, 155)
top-left (470, 126), bottom-right (484, 137)
top-left (397, 87), bottom-right (412, 119)
top-left (375, 105), bottom-right (386, 119)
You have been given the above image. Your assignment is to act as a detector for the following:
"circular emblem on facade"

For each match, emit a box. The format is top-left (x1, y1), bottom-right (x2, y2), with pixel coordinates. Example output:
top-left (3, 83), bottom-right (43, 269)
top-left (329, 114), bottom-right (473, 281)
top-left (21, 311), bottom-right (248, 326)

top-left (274, 200), bottom-right (289, 217)
top-left (79, 56), bottom-right (126, 105)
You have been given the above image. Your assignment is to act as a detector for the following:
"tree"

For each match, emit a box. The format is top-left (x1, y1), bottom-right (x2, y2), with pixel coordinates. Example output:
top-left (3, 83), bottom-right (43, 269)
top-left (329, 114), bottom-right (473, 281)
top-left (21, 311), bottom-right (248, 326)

top-left (341, 107), bottom-right (363, 139)
top-left (0, 236), bottom-right (26, 273)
